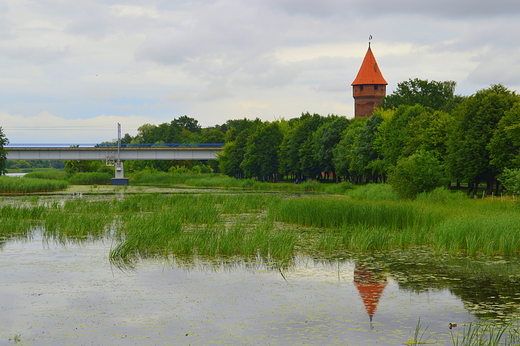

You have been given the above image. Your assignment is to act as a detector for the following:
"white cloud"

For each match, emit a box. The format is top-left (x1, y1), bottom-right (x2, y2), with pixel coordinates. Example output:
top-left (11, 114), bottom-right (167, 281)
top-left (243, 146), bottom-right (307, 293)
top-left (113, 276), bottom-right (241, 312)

top-left (1, 111), bottom-right (154, 144)
top-left (0, 0), bottom-right (519, 143)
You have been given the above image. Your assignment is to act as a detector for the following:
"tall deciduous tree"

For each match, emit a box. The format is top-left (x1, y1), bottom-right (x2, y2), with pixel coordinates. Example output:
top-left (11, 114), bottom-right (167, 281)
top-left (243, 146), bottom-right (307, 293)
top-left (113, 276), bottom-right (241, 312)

top-left (312, 116), bottom-right (350, 181)
top-left (446, 84), bottom-right (520, 196)
top-left (488, 102), bottom-right (520, 173)
top-left (351, 110), bottom-right (385, 180)
top-left (383, 78), bottom-right (463, 112)
top-left (332, 117), bottom-right (367, 182)
top-left (0, 127), bottom-right (8, 175)
top-left (388, 149), bottom-right (448, 199)
top-left (375, 104), bottom-right (430, 173)
top-left (278, 113), bottom-right (325, 180)
top-left (241, 122), bottom-right (284, 181)
top-left (218, 119), bottom-right (262, 178)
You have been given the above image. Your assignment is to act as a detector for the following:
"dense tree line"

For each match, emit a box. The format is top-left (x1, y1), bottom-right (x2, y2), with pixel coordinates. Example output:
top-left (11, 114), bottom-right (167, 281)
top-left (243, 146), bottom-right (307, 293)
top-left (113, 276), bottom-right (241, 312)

top-left (3, 79), bottom-right (520, 198)
top-left (64, 80), bottom-right (520, 196)
top-left (218, 80), bottom-right (520, 197)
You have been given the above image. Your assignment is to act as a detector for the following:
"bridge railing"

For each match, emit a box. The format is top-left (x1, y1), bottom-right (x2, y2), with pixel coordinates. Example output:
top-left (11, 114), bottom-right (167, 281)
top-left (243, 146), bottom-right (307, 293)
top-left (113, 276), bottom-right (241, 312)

top-left (96, 143), bottom-right (226, 148)
top-left (6, 143), bottom-right (226, 149)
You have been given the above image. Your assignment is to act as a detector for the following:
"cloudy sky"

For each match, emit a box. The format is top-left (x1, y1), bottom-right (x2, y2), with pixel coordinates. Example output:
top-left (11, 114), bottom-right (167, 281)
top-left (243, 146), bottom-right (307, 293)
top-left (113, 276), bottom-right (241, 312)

top-left (1, 0), bottom-right (519, 144)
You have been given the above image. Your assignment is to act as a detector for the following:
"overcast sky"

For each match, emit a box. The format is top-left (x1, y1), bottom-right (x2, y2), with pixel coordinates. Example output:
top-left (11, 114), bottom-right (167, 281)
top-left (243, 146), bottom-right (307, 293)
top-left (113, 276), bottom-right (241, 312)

top-left (1, 0), bottom-right (519, 144)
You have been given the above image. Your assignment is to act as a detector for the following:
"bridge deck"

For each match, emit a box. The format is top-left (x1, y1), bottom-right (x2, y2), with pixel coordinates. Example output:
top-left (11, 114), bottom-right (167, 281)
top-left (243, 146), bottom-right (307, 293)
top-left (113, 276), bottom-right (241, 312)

top-left (6, 147), bottom-right (222, 161)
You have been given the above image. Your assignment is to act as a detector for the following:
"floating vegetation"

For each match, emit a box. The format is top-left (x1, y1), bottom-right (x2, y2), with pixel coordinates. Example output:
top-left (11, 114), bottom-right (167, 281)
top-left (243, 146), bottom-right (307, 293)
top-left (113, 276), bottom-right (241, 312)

top-left (450, 319), bottom-right (520, 346)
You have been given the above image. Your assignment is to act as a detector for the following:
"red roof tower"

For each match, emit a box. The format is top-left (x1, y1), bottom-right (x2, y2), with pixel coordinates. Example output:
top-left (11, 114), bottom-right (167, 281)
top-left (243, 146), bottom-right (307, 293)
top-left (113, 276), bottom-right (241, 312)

top-left (352, 43), bottom-right (387, 117)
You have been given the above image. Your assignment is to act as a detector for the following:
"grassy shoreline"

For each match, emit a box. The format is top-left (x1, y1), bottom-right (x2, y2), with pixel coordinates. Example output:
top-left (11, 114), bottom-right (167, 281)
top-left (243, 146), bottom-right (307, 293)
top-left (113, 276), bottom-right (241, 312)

top-left (1, 183), bottom-right (519, 259)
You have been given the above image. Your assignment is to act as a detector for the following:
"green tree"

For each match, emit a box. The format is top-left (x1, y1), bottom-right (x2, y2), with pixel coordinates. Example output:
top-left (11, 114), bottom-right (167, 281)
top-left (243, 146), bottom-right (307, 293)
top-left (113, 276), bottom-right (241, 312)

top-left (278, 113), bottom-right (325, 180)
top-left (201, 128), bottom-right (225, 143)
top-left (241, 122), bottom-right (284, 181)
top-left (498, 168), bottom-right (520, 194)
top-left (446, 84), bottom-right (520, 196)
top-left (382, 78), bottom-right (463, 112)
top-left (375, 104), bottom-right (429, 173)
top-left (173, 115), bottom-right (201, 134)
top-left (388, 149), bottom-right (448, 199)
top-left (218, 119), bottom-right (262, 178)
top-left (402, 109), bottom-right (454, 160)
top-left (0, 127), bottom-right (9, 175)
top-left (312, 116), bottom-right (350, 181)
top-left (488, 102), bottom-right (520, 173)
top-left (351, 110), bottom-right (385, 180)
top-left (332, 117), bottom-right (367, 182)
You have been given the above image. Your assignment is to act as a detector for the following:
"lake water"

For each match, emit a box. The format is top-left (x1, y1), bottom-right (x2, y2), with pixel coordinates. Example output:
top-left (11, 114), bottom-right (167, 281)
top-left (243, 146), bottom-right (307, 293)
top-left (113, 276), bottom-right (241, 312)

top-left (2, 188), bottom-right (520, 345)
top-left (0, 230), bottom-right (484, 346)
top-left (5, 173), bottom-right (27, 177)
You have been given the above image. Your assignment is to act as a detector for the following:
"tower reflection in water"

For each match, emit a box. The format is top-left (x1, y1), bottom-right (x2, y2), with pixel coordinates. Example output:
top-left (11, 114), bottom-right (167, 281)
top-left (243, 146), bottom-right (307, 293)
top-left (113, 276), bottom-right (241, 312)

top-left (354, 263), bottom-right (387, 325)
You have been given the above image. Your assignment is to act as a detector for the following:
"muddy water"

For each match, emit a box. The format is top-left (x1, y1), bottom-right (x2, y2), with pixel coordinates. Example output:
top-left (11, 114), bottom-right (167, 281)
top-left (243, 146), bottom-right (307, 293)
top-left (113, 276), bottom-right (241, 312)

top-left (0, 231), bottom-right (481, 345)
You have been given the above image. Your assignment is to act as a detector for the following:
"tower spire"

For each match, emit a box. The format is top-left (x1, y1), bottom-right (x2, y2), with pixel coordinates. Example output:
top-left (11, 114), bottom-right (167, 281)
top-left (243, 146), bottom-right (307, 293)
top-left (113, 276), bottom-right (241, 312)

top-left (351, 42), bottom-right (387, 117)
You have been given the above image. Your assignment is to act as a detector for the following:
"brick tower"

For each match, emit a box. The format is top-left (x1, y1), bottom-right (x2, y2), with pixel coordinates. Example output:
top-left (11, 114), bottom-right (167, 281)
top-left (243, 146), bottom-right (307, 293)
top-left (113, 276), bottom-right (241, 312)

top-left (351, 43), bottom-right (387, 117)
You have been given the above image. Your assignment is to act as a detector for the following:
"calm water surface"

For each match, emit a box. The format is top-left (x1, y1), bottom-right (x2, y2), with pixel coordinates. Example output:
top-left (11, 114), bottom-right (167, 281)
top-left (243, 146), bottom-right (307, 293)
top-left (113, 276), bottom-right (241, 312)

top-left (0, 230), bottom-right (480, 345)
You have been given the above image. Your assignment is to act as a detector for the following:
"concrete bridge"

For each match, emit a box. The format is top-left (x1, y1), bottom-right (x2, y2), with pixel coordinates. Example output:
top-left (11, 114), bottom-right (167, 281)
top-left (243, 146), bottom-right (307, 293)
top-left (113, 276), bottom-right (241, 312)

top-left (6, 144), bottom-right (224, 184)
top-left (6, 144), bottom-right (223, 161)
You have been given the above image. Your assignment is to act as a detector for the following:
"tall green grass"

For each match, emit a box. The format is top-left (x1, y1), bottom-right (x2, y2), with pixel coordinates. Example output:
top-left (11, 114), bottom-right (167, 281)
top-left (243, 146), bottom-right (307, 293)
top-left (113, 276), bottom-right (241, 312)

top-left (67, 172), bottom-right (112, 185)
top-left (24, 171), bottom-right (69, 180)
top-left (344, 183), bottom-right (399, 200)
top-left (433, 213), bottom-right (520, 256)
top-left (44, 211), bottom-right (112, 242)
top-left (25, 170), bottom-right (112, 185)
top-left (273, 191), bottom-right (520, 255)
top-left (110, 207), bottom-right (295, 262)
top-left (274, 196), bottom-right (440, 230)
top-left (0, 176), bottom-right (68, 193)
top-left (450, 320), bottom-right (520, 346)
top-left (0, 204), bottom-right (47, 236)
top-left (2, 184), bottom-right (520, 259)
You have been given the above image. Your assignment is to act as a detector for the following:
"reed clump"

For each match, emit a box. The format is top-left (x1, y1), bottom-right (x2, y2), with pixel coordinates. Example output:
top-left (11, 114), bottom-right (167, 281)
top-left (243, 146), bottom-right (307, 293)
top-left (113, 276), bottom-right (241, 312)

top-left (274, 197), bottom-right (440, 231)
top-left (67, 172), bottom-right (112, 185)
top-left (433, 213), bottom-right (520, 256)
top-left (24, 171), bottom-right (69, 180)
top-left (110, 207), bottom-right (295, 262)
top-left (44, 211), bottom-right (113, 241)
top-left (0, 176), bottom-right (68, 193)
top-left (450, 319), bottom-right (520, 346)
top-left (4, 182), bottom-right (520, 259)
top-left (0, 204), bottom-right (47, 220)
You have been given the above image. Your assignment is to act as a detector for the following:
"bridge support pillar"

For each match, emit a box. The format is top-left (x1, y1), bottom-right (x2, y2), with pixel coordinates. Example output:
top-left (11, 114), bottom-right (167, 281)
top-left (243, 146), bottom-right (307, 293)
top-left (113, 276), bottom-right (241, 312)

top-left (112, 161), bottom-right (129, 185)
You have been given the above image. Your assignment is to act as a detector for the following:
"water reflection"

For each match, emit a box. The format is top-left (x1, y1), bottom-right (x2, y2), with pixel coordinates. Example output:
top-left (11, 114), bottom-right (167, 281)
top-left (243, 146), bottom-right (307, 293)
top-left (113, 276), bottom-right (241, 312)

top-left (354, 263), bottom-right (387, 324)
top-left (364, 250), bottom-right (520, 321)
top-left (1, 227), bottom-right (520, 326)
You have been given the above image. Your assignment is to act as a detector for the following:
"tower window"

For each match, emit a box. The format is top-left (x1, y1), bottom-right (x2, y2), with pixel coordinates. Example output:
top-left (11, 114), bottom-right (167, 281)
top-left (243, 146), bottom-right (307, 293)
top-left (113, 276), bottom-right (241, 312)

top-left (359, 85), bottom-right (364, 91)
top-left (374, 85), bottom-right (378, 91)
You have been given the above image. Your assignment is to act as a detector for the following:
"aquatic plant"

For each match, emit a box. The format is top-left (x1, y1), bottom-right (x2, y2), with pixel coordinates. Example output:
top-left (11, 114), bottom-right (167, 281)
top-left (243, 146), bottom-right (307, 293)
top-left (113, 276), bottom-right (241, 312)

top-left (323, 181), bottom-right (355, 194)
top-left (433, 212), bottom-right (520, 256)
top-left (44, 211), bottom-right (112, 242)
top-left (67, 172), bottom-right (112, 185)
top-left (451, 319), bottom-right (520, 346)
top-left (344, 183), bottom-right (399, 200)
top-left (25, 170), bottom-right (69, 180)
top-left (0, 176), bottom-right (68, 193)
top-left (110, 208), bottom-right (295, 262)
top-left (0, 204), bottom-right (46, 219)
top-left (274, 196), bottom-right (439, 231)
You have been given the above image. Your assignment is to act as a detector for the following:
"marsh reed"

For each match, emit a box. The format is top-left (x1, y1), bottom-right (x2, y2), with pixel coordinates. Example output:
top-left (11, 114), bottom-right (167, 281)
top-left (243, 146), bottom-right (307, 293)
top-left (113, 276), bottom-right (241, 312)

top-left (3, 184), bottom-right (520, 259)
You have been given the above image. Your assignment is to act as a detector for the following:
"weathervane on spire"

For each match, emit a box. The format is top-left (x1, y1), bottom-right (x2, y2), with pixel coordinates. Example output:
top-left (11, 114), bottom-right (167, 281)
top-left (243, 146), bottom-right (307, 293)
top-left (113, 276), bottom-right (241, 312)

top-left (369, 35), bottom-right (372, 48)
